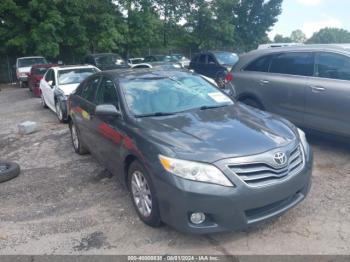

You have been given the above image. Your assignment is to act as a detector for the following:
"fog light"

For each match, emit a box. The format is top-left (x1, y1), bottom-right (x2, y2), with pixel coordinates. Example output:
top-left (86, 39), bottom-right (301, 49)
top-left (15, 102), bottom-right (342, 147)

top-left (190, 212), bottom-right (206, 225)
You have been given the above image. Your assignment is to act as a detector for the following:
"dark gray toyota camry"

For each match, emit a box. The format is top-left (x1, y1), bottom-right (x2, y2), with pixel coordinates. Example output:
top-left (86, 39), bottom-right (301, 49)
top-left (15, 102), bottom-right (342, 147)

top-left (68, 68), bottom-right (312, 234)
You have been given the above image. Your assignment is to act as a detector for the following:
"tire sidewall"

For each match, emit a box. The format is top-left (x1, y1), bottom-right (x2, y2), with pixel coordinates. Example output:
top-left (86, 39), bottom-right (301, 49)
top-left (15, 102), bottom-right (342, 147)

top-left (69, 121), bottom-right (80, 153)
top-left (128, 160), bottom-right (161, 227)
top-left (55, 99), bottom-right (65, 122)
top-left (215, 71), bottom-right (227, 89)
top-left (0, 162), bottom-right (20, 183)
top-left (41, 93), bottom-right (47, 108)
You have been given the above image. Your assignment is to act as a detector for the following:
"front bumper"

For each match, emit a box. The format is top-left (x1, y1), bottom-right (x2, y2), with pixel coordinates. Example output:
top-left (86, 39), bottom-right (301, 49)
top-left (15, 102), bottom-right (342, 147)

top-left (154, 148), bottom-right (313, 234)
top-left (18, 76), bottom-right (28, 82)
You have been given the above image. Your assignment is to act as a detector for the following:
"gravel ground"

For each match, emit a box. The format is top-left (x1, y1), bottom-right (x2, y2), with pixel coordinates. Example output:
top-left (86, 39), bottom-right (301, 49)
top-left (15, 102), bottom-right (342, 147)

top-left (0, 85), bottom-right (349, 255)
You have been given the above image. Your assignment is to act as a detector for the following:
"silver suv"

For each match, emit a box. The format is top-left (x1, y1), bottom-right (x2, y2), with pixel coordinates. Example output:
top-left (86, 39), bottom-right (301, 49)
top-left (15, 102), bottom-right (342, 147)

top-left (227, 45), bottom-right (350, 137)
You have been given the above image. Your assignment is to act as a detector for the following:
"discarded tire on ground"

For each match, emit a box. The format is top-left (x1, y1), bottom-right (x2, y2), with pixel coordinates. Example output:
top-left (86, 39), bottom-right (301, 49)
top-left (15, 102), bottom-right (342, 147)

top-left (0, 161), bottom-right (20, 183)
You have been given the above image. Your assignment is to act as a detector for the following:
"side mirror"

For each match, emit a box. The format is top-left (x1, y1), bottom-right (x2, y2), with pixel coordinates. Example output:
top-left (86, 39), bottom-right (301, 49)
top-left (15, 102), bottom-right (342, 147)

top-left (95, 104), bottom-right (121, 117)
top-left (48, 80), bottom-right (53, 86)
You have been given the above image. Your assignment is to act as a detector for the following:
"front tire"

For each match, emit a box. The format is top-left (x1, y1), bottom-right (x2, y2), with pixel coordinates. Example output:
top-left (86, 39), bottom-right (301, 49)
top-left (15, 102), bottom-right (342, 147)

top-left (128, 160), bottom-right (161, 227)
top-left (55, 100), bottom-right (67, 123)
top-left (69, 121), bottom-right (89, 155)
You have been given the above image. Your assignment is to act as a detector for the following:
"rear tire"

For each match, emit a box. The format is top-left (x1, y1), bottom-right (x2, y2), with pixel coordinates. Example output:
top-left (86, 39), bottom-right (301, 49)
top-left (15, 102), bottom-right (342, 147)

top-left (215, 71), bottom-right (226, 89)
top-left (69, 121), bottom-right (89, 155)
top-left (241, 98), bottom-right (264, 110)
top-left (128, 160), bottom-right (162, 227)
top-left (41, 93), bottom-right (48, 108)
top-left (0, 162), bottom-right (20, 183)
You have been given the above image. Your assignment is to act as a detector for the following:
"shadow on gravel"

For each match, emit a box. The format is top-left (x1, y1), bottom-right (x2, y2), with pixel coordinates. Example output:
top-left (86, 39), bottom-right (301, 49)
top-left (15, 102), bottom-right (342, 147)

top-left (306, 130), bottom-right (350, 153)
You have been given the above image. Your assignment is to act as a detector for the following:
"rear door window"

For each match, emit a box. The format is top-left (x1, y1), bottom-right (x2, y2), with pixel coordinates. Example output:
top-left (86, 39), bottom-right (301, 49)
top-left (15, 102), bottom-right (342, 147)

top-left (81, 77), bottom-right (100, 103)
top-left (245, 55), bottom-right (273, 72)
top-left (269, 52), bottom-right (314, 76)
top-left (316, 52), bottom-right (350, 81)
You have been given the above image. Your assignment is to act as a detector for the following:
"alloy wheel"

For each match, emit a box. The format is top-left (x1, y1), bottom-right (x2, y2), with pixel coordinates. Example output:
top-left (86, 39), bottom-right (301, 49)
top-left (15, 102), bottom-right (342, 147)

top-left (71, 124), bottom-right (79, 150)
top-left (0, 163), bottom-right (8, 173)
top-left (56, 102), bottom-right (63, 121)
top-left (131, 170), bottom-right (152, 218)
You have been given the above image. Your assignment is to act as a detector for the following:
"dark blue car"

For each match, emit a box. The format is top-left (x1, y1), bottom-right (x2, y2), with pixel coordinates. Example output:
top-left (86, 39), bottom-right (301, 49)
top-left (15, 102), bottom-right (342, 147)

top-left (68, 68), bottom-right (312, 234)
top-left (189, 51), bottom-right (239, 88)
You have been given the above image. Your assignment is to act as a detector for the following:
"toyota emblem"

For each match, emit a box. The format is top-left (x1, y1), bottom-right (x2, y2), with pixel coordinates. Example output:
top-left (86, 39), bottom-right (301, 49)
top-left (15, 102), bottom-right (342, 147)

top-left (273, 152), bottom-right (287, 165)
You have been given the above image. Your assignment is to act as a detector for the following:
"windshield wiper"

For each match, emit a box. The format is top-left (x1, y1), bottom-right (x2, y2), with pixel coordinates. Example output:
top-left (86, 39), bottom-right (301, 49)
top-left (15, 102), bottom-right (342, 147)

top-left (135, 112), bottom-right (176, 118)
top-left (199, 104), bottom-right (229, 110)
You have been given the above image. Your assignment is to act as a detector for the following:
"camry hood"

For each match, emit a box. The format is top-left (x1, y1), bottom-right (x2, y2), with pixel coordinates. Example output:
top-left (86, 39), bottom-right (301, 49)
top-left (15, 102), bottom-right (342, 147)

top-left (58, 83), bottom-right (80, 96)
top-left (138, 104), bottom-right (298, 163)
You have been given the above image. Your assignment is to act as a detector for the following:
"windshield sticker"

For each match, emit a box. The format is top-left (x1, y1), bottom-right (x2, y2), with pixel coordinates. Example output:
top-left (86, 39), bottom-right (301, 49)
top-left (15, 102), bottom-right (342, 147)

top-left (208, 92), bottom-right (231, 103)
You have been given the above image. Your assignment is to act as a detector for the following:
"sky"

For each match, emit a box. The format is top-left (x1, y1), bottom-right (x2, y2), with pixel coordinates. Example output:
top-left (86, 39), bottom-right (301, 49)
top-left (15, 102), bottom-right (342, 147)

top-left (269, 0), bottom-right (350, 39)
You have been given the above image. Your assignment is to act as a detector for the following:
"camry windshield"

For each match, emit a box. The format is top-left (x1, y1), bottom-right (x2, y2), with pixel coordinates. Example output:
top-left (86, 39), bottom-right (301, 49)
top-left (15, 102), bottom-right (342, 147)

top-left (121, 74), bottom-right (233, 117)
top-left (214, 52), bottom-right (239, 65)
top-left (18, 58), bottom-right (47, 67)
top-left (58, 68), bottom-right (97, 85)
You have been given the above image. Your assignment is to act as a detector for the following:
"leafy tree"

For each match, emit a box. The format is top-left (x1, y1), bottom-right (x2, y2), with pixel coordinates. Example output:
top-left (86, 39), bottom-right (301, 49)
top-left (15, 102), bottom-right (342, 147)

top-left (0, 0), bottom-right (285, 61)
top-left (274, 34), bottom-right (292, 43)
top-left (233, 0), bottom-right (283, 51)
top-left (290, 29), bottom-right (306, 43)
top-left (307, 28), bottom-right (350, 44)
top-left (120, 0), bottom-right (163, 57)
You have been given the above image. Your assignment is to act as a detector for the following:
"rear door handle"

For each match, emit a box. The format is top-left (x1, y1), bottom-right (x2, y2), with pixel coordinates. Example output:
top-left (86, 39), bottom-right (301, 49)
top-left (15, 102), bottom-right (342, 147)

top-left (310, 85), bottom-right (326, 92)
top-left (260, 80), bottom-right (269, 85)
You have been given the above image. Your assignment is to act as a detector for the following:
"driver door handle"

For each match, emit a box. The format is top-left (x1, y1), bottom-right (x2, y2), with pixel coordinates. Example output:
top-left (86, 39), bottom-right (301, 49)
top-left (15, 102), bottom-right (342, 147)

top-left (260, 80), bottom-right (269, 85)
top-left (310, 85), bottom-right (326, 92)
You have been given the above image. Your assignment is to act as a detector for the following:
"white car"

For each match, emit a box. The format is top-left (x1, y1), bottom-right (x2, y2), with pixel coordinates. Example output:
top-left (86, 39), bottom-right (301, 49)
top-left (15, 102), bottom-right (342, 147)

top-left (40, 65), bottom-right (99, 122)
top-left (16, 56), bottom-right (47, 88)
top-left (128, 57), bottom-right (144, 66)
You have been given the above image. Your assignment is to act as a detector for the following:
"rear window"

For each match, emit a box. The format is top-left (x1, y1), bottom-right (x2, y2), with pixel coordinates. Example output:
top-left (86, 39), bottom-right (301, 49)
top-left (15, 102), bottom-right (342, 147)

top-left (34, 67), bottom-right (49, 75)
top-left (96, 54), bottom-right (126, 67)
top-left (18, 57), bottom-right (47, 67)
top-left (269, 52), bottom-right (314, 76)
top-left (214, 52), bottom-right (239, 65)
top-left (58, 68), bottom-right (98, 85)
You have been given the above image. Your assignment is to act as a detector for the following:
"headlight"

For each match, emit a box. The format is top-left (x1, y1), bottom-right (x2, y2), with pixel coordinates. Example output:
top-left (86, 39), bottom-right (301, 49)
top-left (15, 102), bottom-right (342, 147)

top-left (159, 155), bottom-right (234, 187)
top-left (297, 128), bottom-right (309, 152)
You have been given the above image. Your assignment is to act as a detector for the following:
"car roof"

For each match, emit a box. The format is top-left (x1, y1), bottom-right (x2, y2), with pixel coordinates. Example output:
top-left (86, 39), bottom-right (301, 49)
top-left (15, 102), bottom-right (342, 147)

top-left (17, 56), bottom-right (45, 60)
top-left (193, 51), bottom-right (236, 57)
top-left (51, 65), bottom-right (97, 70)
top-left (247, 44), bottom-right (350, 56)
top-left (234, 44), bottom-right (350, 70)
top-left (87, 53), bottom-right (119, 58)
top-left (31, 63), bottom-right (57, 68)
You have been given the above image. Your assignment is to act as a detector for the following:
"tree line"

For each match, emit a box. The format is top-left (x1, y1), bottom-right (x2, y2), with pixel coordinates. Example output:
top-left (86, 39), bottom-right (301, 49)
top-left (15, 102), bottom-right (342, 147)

top-left (0, 0), bottom-right (283, 62)
top-left (274, 28), bottom-right (350, 44)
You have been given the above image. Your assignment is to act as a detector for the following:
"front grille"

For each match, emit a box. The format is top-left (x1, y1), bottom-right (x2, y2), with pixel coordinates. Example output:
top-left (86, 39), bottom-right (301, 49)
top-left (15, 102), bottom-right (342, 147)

top-left (245, 191), bottom-right (303, 223)
top-left (228, 145), bottom-right (304, 187)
